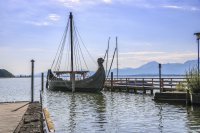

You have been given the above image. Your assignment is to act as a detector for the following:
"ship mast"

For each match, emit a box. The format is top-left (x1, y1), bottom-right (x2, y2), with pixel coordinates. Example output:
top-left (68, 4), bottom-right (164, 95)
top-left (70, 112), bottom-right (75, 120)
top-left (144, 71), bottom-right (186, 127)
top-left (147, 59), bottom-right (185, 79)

top-left (70, 12), bottom-right (75, 92)
top-left (116, 37), bottom-right (118, 79)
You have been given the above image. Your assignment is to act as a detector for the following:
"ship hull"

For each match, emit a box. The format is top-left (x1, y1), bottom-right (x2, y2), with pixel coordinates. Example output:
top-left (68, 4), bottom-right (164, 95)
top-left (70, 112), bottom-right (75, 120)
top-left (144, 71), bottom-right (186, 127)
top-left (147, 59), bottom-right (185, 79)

top-left (47, 64), bottom-right (105, 93)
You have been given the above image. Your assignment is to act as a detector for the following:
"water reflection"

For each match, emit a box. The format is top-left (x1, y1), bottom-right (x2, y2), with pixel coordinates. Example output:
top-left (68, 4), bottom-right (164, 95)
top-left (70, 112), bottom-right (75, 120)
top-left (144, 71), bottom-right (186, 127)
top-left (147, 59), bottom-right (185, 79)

top-left (187, 106), bottom-right (200, 132)
top-left (1, 78), bottom-right (200, 133)
top-left (68, 94), bottom-right (76, 133)
top-left (93, 93), bottom-right (106, 131)
top-left (50, 92), bottom-right (107, 133)
top-left (157, 105), bottom-right (163, 133)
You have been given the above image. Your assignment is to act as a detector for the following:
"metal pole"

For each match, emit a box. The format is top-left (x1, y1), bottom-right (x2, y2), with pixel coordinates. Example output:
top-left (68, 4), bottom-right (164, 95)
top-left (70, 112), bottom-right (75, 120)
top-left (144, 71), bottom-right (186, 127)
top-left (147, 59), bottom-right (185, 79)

top-left (159, 64), bottom-right (162, 93)
top-left (31, 60), bottom-right (34, 103)
top-left (194, 32), bottom-right (200, 87)
top-left (41, 73), bottom-right (44, 91)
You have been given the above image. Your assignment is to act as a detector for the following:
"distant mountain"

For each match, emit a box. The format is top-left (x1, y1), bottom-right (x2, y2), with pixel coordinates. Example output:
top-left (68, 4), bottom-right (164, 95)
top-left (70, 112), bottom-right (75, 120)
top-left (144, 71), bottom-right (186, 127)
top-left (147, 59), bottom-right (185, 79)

top-left (19, 60), bottom-right (197, 77)
top-left (110, 60), bottom-right (197, 75)
top-left (0, 69), bottom-right (14, 77)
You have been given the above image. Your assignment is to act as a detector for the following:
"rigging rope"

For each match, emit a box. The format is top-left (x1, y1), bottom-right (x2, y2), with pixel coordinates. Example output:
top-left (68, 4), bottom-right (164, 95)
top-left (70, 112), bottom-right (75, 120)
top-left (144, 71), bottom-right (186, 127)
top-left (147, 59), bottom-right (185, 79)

top-left (73, 23), bottom-right (83, 71)
top-left (51, 14), bottom-right (97, 79)
top-left (74, 21), bottom-right (96, 65)
top-left (51, 19), bottom-right (69, 70)
top-left (73, 20), bottom-right (90, 72)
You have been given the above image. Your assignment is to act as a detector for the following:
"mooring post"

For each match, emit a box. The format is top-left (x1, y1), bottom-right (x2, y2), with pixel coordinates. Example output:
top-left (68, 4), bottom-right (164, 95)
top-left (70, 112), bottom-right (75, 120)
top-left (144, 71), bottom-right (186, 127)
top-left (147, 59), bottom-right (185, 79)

top-left (41, 73), bottom-right (44, 92)
top-left (151, 78), bottom-right (154, 95)
top-left (186, 89), bottom-right (189, 105)
top-left (111, 72), bottom-right (113, 91)
top-left (40, 90), bottom-right (43, 106)
top-left (72, 73), bottom-right (75, 92)
top-left (143, 78), bottom-right (146, 94)
top-left (31, 59), bottom-right (35, 103)
top-left (159, 63), bottom-right (162, 93)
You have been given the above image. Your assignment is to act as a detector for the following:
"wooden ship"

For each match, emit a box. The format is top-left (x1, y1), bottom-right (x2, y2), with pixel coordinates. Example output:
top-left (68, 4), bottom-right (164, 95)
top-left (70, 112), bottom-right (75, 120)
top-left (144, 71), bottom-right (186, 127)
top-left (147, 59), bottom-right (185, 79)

top-left (46, 12), bottom-right (105, 92)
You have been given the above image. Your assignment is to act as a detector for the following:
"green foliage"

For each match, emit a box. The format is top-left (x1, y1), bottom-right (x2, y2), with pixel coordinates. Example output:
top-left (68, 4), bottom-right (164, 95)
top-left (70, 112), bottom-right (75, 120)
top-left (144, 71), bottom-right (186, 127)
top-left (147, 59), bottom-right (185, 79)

top-left (176, 82), bottom-right (186, 92)
top-left (186, 66), bottom-right (200, 93)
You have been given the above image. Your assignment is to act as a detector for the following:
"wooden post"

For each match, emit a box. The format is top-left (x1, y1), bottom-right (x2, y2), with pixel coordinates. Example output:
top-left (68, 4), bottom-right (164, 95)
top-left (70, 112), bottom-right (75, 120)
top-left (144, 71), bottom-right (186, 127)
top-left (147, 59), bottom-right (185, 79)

top-left (41, 73), bottom-right (44, 91)
top-left (111, 72), bottom-right (113, 91)
top-left (134, 78), bottom-right (137, 94)
top-left (186, 89), bottom-right (189, 105)
top-left (31, 60), bottom-right (34, 103)
top-left (126, 78), bottom-right (128, 90)
top-left (143, 78), bottom-right (146, 94)
top-left (40, 90), bottom-right (43, 106)
top-left (171, 78), bottom-right (172, 89)
top-left (151, 78), bottom-right (154, 95)
top-left (126, 78), bottom-right (129, 92)
top-left (159, 64), bottom-right (162, 93)
top-left (72, 73), bottom-right (75, 92)
top-left (69, 12), bottom-right (75, 93)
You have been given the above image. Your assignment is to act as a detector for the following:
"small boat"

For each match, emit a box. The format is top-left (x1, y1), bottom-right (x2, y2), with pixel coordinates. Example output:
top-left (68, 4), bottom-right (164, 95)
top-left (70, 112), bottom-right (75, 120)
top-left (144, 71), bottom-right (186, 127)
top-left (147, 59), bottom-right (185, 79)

top-left (46, 12), bottom-right (105, 92)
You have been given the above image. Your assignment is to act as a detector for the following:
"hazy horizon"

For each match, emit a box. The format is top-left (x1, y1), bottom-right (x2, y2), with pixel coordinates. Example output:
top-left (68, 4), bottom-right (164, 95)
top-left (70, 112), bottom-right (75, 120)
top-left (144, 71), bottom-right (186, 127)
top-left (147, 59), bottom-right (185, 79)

top-left (1, 0), bottom-right (200, 75)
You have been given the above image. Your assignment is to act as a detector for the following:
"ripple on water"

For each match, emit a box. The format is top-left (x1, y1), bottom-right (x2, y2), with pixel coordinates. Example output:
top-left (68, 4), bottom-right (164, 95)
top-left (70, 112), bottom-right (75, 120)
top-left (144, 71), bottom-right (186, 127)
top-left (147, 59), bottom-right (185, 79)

top-left (43, 91), bottom-right (200, 133)
top-left (1, 78), bottom-right (200, 133)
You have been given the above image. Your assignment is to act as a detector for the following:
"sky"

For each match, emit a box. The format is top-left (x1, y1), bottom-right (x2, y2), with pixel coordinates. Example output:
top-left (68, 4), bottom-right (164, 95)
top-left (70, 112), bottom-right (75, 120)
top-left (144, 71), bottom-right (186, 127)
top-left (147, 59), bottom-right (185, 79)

top-left (0, 0), bottom-right (200, 75)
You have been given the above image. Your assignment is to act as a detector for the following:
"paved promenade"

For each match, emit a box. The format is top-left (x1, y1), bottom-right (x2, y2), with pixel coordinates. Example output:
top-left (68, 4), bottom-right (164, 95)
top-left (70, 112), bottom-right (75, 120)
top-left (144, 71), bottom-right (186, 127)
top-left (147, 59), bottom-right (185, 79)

top-left (0, 102), bottom-right (29, 133)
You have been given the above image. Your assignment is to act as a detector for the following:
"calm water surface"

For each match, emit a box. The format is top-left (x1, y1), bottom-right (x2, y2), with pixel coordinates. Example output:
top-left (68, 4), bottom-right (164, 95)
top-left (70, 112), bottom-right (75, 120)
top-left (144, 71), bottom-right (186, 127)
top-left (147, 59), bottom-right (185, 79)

top-left (0, 78), bottom-right (200, 133)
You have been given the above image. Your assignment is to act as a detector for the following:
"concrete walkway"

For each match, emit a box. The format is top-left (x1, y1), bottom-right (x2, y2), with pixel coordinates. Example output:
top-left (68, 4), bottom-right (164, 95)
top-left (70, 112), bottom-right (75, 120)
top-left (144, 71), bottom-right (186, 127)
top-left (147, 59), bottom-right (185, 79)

top-left (0, 102), bottom-right (29, 133)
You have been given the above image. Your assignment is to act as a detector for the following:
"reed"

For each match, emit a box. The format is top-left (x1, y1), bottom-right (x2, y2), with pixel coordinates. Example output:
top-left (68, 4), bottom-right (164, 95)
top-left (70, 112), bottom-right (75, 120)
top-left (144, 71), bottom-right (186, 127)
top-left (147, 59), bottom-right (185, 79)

top-left (186, 66), bottom-right (200, 93)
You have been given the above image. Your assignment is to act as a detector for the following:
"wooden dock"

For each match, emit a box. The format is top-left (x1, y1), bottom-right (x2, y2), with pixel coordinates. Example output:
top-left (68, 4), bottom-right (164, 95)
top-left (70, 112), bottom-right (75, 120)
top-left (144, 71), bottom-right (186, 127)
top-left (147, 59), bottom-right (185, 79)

top-left (0, 102), bottom-right (29, 133)
top-left (0, 101), bottom-right (46, 133)
top-left (14, 102), bottom-right (43, 133)
top-left (104, 77), bottom-right (187, 94)
top-left (154, 92), bottom-right (190, 104)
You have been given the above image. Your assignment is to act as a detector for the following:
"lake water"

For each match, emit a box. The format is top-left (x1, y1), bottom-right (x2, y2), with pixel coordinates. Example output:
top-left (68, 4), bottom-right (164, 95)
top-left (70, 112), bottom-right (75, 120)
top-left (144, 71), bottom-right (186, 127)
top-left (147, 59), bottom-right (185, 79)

top-left (0, 78), bottom-right (200, 133)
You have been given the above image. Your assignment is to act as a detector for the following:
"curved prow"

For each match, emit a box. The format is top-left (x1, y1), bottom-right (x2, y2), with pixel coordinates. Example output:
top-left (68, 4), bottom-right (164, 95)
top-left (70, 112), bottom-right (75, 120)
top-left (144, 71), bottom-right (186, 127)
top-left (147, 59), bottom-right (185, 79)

top-left (46, 69), bottom-right (56, 88)
top-left (98, 58), bottom-right (104, 67)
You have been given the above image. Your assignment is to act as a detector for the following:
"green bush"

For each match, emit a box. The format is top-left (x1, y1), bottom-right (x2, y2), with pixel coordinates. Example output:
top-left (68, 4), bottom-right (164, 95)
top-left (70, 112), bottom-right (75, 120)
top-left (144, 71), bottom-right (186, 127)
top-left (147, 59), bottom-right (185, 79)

top-left (186, 66), bottom-right (200, 93)
top-left (176, 82), bottom-right (186, 92)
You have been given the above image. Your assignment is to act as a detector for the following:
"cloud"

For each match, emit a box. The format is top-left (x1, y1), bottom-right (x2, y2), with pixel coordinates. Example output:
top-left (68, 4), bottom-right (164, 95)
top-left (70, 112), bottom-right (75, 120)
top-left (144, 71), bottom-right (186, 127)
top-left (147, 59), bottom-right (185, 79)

top-left (119, 51), bottom-right (195, 62)
top-left (25, 21), bottom-right (50, 26)
top-left (189, 7), bottom-right (200, 11)
top-left (162, 5), bottom-right (183, 9)
top-left (115, 51), bottom-right (196, 68)
top-left (57, 0), bottom-right (93, 11)
top-left (103, 0), bottom-right (112, 4)
top-left (54, 0), bottom-right (200, 12)
top-left (24, 14), bottom-right (60, 26)
top-left (55, 0), bottom-right (114, 11)
top-left (120, 51), bottom-right (166, 55)
top-left (48, 14), bottom-right (60, 21)
top-left (161, 5), bottom-right (200, 11)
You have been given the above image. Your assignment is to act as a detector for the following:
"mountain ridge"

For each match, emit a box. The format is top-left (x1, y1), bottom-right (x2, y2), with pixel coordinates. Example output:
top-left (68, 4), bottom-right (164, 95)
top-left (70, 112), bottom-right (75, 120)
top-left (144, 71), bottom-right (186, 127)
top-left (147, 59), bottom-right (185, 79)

top-left (110, 60), bottom-right (197, 75)
top-left (0, 69), bottom-right (14, 77)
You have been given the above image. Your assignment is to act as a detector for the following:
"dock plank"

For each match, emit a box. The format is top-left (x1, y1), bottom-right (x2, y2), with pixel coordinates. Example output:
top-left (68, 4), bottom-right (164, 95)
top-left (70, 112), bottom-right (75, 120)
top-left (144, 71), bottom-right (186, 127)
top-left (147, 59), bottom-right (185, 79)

top-left (0, 102), bottom-right (29, 133)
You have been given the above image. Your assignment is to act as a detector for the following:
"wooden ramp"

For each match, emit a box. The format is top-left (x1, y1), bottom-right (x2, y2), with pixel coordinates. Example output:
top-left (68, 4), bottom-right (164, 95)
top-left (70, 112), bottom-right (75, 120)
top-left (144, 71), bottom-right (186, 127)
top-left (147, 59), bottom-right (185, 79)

top-left (0, 102), bottom-right (29, 133)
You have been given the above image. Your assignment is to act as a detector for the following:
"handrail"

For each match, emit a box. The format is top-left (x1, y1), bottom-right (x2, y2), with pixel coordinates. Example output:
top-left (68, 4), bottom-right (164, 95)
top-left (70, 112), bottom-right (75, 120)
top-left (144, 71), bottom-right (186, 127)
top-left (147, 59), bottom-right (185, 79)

top-left (104, 77), bottom-right (188, 91)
